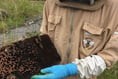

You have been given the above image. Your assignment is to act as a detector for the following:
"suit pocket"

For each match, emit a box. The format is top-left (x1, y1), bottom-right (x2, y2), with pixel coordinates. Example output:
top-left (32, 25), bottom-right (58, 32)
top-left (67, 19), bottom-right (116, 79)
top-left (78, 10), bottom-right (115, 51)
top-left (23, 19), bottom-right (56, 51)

top-left (47, 15), bottom-right (62, 41)
top-left (80, 22), bottom-right (104, 55)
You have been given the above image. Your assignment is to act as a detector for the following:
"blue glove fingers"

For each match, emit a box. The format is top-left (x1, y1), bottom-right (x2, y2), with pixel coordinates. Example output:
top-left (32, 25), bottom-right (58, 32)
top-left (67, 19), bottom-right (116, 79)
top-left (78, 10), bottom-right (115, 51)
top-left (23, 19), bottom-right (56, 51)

top-left (41, 67), bottom-right (52, 73)
top-left (31, 74), bottom-right (54, 79)
top-left (31, 63), bottom-right (78, 79)
top-left (31, 75), bottom-right (47, 79)
top-left (31, 75), bottom-right (42, 79)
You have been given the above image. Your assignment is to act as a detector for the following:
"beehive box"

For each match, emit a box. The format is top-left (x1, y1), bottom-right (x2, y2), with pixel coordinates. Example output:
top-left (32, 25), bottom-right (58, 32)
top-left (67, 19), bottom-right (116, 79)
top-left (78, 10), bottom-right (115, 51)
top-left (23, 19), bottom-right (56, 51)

top-left (0, 34), bottom-right (61, 79)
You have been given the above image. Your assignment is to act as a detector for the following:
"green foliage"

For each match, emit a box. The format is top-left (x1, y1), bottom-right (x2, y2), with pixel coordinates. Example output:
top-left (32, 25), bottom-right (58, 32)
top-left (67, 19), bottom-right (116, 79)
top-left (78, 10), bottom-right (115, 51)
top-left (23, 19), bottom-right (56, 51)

top-left (98, 62), bottom-right (118, 79)
top-left (0, 0), bottom-right (44, 32)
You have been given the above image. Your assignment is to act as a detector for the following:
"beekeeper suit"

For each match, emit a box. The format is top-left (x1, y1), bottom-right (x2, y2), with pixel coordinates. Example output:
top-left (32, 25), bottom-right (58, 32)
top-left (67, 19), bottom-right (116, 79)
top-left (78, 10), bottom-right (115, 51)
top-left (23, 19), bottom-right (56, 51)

top-left (31, 0), bottom-right (118, 79)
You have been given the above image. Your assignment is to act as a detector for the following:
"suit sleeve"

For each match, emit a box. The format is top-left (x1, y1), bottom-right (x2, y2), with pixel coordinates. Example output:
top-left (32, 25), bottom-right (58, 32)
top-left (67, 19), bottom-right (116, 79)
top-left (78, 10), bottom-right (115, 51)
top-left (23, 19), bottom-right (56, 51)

top-left (98, 26), bottom-right (118, 68)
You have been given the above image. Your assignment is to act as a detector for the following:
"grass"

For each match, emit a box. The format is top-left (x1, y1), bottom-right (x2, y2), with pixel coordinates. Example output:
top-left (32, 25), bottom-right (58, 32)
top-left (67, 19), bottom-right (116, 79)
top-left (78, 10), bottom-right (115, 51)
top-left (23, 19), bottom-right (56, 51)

top-left (98, 62), bottom-right (118, 79)
top-left (0, 0), bottom-right (44, 33)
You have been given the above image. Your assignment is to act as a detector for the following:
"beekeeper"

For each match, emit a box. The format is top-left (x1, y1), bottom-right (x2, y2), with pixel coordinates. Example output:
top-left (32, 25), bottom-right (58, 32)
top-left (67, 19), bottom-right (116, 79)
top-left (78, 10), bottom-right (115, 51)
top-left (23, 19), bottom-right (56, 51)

top-left (31, 0), bottom-right (118, 79)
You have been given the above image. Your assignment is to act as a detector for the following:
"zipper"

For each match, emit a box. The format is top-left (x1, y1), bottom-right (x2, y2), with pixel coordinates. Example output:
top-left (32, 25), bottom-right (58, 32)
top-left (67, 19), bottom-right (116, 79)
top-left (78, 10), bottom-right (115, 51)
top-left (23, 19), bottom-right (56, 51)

top-left (66, 9), bottom-right (75, 63)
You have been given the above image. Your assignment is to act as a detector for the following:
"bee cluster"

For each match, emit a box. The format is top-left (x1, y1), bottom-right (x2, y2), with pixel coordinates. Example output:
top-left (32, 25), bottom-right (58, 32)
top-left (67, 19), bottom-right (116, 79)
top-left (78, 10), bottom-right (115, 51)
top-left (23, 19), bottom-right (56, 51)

top-left (0, 35), bottom-right (61, 79)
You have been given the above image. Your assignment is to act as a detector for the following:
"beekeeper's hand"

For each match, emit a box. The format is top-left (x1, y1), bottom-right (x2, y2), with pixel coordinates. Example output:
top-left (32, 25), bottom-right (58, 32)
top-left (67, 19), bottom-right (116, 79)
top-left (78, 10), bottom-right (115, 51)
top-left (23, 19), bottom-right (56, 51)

top-left (31, 63), bottom-right (78, 79)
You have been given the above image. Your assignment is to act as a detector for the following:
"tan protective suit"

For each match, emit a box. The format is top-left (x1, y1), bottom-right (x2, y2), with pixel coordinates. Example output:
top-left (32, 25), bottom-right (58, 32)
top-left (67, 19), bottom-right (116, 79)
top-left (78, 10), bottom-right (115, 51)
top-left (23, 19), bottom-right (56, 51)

top-left (40, 0), bottom-right (118, 79)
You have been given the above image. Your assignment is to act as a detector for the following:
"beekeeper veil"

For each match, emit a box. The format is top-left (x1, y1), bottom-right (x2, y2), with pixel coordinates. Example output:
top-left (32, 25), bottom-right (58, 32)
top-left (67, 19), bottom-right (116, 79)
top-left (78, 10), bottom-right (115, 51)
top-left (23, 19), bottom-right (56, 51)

top-left (56, 0), bottom-right (107, 11)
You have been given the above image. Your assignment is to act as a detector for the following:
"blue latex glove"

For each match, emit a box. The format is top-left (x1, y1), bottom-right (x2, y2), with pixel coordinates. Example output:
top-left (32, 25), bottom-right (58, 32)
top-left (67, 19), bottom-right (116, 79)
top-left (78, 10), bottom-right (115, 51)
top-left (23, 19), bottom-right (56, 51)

top-left (31, 63), bottom-right (78, 79)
